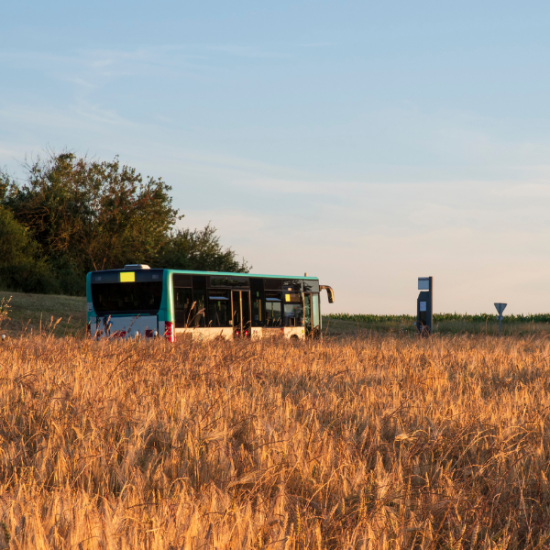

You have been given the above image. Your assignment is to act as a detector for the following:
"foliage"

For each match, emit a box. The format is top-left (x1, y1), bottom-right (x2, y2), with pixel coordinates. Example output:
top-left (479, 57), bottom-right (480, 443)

top-left (0, 206), bottom-right (40, 265)
top-left (0, 334), bottom-right (549, 548)
top-left (328, 312), bottom-right (550, 323)
top-left (0, 207), bottom-right (61, 294)
top-left (0, 152), bottom-right (249, 294)
top-left (159, 224), bottom-right (249, 273)
top-left (3, 152), bottom-right (178, 273)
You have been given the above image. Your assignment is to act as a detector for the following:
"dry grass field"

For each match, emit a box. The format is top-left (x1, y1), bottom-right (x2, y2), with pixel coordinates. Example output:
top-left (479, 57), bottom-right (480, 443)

top-left (0, 291), bottom-right (86, 337)
top-left (1, 331), bottom-right (550, 549)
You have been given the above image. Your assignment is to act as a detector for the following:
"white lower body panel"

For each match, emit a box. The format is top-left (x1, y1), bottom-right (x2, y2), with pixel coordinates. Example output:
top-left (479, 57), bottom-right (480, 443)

top-left (283, 327), bottom-right (306, 339)
top-left (175, 327), bottom-right (234, 341)
top-left (171, 326), bottom-right (306, 340)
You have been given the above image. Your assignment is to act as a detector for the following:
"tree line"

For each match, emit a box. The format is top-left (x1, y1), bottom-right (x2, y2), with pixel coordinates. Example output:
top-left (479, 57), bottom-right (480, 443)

top-left (0, 152), bottom-right (248, 295)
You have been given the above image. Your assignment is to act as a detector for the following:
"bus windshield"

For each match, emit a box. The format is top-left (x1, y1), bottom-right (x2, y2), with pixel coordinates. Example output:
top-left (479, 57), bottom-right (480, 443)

top-left (91, 282), bottom-right (163, 315)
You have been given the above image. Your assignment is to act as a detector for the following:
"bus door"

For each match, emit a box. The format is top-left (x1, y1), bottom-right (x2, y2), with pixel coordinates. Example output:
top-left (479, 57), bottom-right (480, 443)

top-left (304, 293), bottom-right (312, 335)
top-left (232, 290), bottom-right (251, 337)
top-left (312, 293), bottom-right (320, 334)
top-left (304, 292), bottom-right (320, 337)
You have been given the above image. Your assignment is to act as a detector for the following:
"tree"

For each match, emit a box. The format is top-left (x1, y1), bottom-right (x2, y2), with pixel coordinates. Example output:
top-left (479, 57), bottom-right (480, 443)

top-left (0, 151), bottom-right (250, 295)
top-left (160, 224), bottom-right (250, 273)
top-left (0, 207), bottom-right (40, 266)
top-left (3, 152), bottom-right (178, 273)
top-left (0, 207), bottom-right (58, 293)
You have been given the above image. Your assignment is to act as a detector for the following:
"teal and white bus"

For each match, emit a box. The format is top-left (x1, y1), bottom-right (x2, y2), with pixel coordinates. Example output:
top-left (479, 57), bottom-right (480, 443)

top-left (86, 265), bottom-right (334, 341)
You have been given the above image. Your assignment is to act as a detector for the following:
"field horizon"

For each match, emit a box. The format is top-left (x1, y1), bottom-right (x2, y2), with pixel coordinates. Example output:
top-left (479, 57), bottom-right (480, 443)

top-left (2, 289), bottom-right (550, 338)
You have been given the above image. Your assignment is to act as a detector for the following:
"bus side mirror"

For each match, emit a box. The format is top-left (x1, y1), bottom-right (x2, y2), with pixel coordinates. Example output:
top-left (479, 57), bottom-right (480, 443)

top-left (320, 285), bottom-right (334, 304)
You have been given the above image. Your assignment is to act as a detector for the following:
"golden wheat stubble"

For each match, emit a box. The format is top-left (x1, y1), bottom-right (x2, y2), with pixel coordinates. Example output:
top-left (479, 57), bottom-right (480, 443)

top-left (0, 334), bottom-right (549, 549)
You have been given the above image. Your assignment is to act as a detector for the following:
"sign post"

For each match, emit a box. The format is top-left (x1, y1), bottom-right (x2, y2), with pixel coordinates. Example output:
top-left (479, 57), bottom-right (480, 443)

top-left (494, 303), bottom-right (507, 337)
top-left (417, 277), bottom-right (433, 336)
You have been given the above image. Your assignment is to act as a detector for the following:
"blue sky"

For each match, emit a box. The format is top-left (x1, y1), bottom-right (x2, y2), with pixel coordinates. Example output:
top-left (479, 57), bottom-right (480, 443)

top-left (2, 1), bottom-right (550, 314)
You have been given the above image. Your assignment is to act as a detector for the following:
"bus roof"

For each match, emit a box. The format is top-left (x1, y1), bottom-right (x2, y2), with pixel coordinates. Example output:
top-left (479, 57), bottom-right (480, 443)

top-left (88, 268), bottom-right (319, 280)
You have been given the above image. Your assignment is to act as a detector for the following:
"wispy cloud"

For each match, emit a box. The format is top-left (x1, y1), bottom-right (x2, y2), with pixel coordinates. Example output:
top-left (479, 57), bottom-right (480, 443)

top-left (0, 41), bottom-right (292, 86)
top-left (496, 182), bottom-right (550, 199)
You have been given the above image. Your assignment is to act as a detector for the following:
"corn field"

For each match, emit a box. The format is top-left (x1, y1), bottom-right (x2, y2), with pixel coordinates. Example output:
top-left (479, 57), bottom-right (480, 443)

top-left (0, 333), bottom-right (550, 549)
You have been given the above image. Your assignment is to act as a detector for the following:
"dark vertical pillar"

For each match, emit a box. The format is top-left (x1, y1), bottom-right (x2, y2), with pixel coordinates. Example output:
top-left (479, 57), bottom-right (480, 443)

top-left (428, 276), bottom-right (433, 334)
top-left (417, 276), bottom-right (433, 336)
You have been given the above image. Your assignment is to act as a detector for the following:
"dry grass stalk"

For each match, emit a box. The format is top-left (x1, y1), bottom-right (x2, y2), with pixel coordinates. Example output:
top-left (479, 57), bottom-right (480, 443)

top-left (0, 297), bottom-right (11, 330)
top-left (0, 333), bottom-right (549, 549)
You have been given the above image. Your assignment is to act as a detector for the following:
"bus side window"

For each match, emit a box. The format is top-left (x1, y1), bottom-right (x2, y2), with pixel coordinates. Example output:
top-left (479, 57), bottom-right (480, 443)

top-left (265, 292), bottom-right (282, 327)
top-left (192, 276), bottom-right (207, 328)
top-left (208, 290), bottom-right (231, 327)
top-left (174, 288), bottom-right (192, 328)
top-left (250, 278), bottom-right (264, 327)
top-left (283, 293), bottom-right (303, 327)
top-left (252, 292), bottom-right (263, 324)
top-left (284, 303), bottom-right (303, 327)
top-left (312, 293), bottom-right (320, 329)
top-left (192, 289), bottom-right (207, 327)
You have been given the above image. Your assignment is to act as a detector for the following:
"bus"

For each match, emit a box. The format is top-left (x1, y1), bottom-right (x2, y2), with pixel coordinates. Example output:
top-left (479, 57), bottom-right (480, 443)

top-left (86, 265), bottom-right (334, 341)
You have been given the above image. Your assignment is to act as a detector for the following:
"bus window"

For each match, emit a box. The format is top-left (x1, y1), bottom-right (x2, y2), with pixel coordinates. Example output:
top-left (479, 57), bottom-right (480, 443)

top-left (173, 274), bottom-right (192, 287)
top-left (265, 292), bottom-right (282, 327)
top-left (303, 279), bottom-right (320, 293)
top-left (284, 303), bottom-right (303, 326)
top-left (264, 278), bottom-right (284, 291)
top-left (174, 288), bottom-right (192, 328)
top-left (192, 276), bottom-right (207, 327)
top-left (210, 276), bottom-right (249, 288)
top-left (250, 278), bottom-right (264, 326)
top-left (283, 292), bottom-right (303, 327)
top-left (312, 294), bottom-right (320, 328)
top-left (252, 293), bottom-right (263, 324)
top-left (92, 282), bottom-right (162, 314)
top-left (191, 289), bottom-right (206, 327)
top-left (242, 291), bottom-right (251, 330)
top-left (304, 294), bottom-right (311, 330)
top-left (208, 291), bottom-right (231, 327)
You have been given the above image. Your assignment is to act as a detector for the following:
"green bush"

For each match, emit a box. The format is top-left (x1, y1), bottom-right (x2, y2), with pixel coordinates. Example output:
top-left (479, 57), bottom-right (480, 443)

top-left (0, 261), bottom-right (61, 295)
top-left (327, 313), bottom-right (550, 324)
